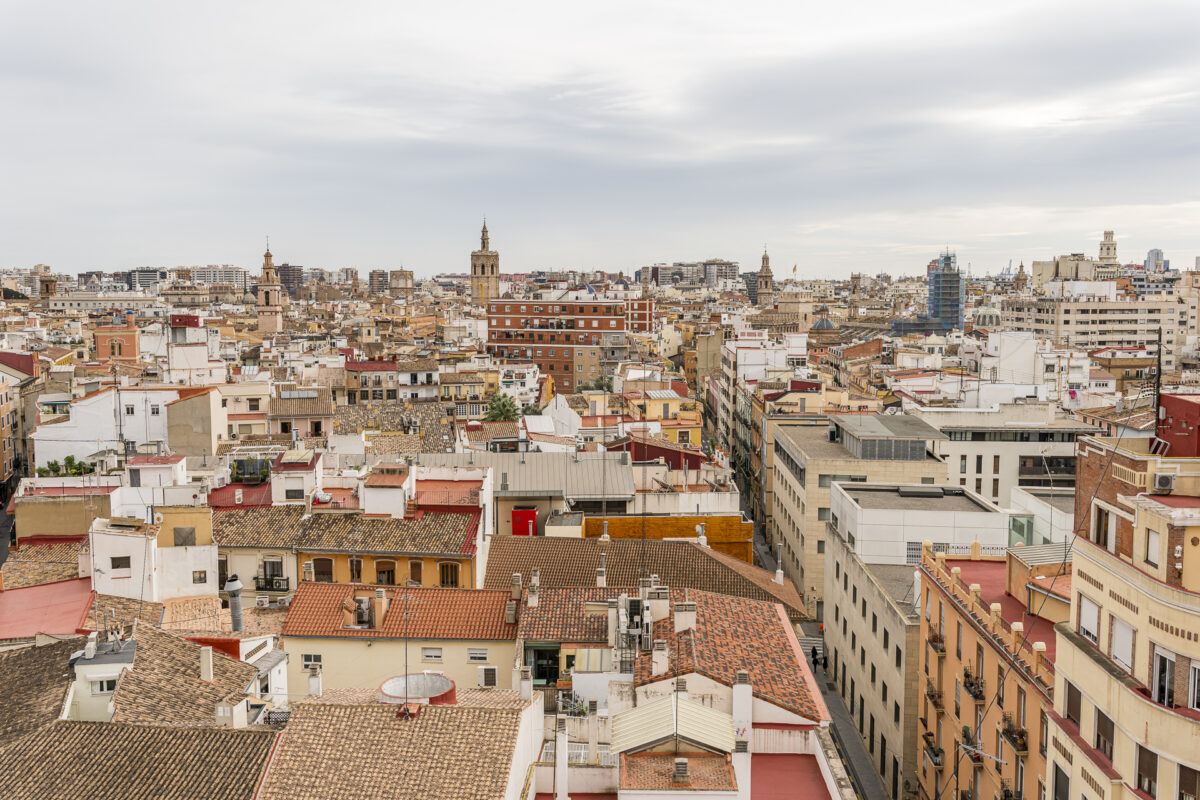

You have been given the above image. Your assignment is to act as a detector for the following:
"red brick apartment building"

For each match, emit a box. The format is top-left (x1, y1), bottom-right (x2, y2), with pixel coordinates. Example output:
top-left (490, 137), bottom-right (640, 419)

top-left (487, 298), bottom-right (629, 391)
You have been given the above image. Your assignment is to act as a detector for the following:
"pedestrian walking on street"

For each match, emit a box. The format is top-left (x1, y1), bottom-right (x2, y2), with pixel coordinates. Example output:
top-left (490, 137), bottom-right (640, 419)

top-left (810, 646), bottom-right (818, 664)
top-left (822, 654), bottom-right (828, 672)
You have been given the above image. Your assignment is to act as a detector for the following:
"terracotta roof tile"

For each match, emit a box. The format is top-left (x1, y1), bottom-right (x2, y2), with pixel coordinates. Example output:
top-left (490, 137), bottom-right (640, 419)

top-left (110, 622), bottom-right (258, 728)
top-left (281, 582), bottom-right (518, 640)
top-left (620, 752), bottom-right (737, 791)
top-left (257, 703), bottom-right (522, 800)
top-left (631, 590), bottom-right (825, 722)
top-left (516, 587), bottom-right (612, 643)
top-left (0, 640), bottom-right (74, 742)
top-left (0, 720), bottom-right (275, 800)
top-left (484, 537), bottom-right (805, 619)
top-left (0, 541), bottom-right (86, 589)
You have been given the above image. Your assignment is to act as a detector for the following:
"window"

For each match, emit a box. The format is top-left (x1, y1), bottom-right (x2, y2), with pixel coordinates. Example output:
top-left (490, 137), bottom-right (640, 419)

top-left (1153, 647), bottom-right (1176, 706)
top-left (1064, 681), bottom-right (1081, 726)
top-left (1038, 709), bottom-right (1048, 756)
top-left (312, 558), bottom-right (334, 583)
top-left (439, 562), bottom-right (459, 588)
top-left (91, 678), bottom-right (118, 695)
top-left (817, 507), bottom-right (830, 521)
top-left (150, 405), bottom-right (160, 416)
top-left (817, 539), bottom-right (824, 553)
top-left (1145, 527), bottom-right (1160, 567)
top-left (956, 621), bottom-right (962, 658)
top-left (872, 613), bottom-right (878, 633)
top-left (882, 629), bottom-right (889, 650)
top-left (1181, 766), bottom-right (1200, 800)
top-left (960, 455), bottom-right (967, 473)
top-left (375, 560), bottom-right (396, 585)
top-left (301, 654), bottom-right (322, 669)
top-left (997, 664), bottom-right (1005, 708)
top-left (110, 556), bottom-right (131, 576)
top-left (422, 647), bottom-right (443, 662)
top-left (1078, 594), bottom-right (1099, 644)
top-left (1092, 504), bottom-right (1115, 550)
top-left (248, 398), bottom-right (260, 411)
top-left (871, 664), bottom-right (876, 685)
top-left (348, 558), bottom-right (362, 583)
top-left (893, 701), bottom-right (899, 724)
top-left (993, 455), bottom-right (1000, 472)
top-left (125, 405), bottom-right (134, 415)
top-left (895, 647), bottom-right (901, 668)
top-left (976, 454), bottom-right (983, 473)
top-left (881, 682), bottom-right (888, 703)
top-left (173, 526), bottom-right (196, 546)
top-left (192, 570), bottom-right (206, 584)
top-left (1093, 710), bottom-right (1114, 761)
top-left (468, 648), bottom-right (489, 663)
top-left (1137, 745), bottom-right (1158, 798)
top-left (1111, 616), bottom-right (1134, 670)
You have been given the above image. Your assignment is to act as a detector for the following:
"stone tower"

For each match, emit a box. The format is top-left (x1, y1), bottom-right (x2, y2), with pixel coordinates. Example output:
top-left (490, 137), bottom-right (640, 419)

top-left (757, 249), bottom-right (775, 308)
top-left (256, 247), bottom-right (285, 334)
top-left (471, 222), bottom-right (500, 306)
top-left (1099, 230), bottom-right (1118, 265)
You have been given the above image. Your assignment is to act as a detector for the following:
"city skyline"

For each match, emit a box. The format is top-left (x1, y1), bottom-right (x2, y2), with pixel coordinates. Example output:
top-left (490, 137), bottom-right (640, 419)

top-left (2, 1), bottom-right (1199, 275)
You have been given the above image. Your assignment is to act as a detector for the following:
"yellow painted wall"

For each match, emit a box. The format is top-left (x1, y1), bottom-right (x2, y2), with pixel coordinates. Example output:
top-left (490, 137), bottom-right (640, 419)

top-left (157, 505), bottom-right (213, 548)
top-left (295, 551), bottom-right (476, 588)
top-left (283, 636), bottom-right (516, 694)
top-left (16, 495), bottom-right (112, 541)
top-left (582, 514), bottom-right (752, 562)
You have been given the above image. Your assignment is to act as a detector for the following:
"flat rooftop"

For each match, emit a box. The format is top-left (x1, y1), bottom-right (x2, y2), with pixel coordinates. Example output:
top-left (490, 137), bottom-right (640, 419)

top-left (949, 559), bottom-right (1058, 664)
top-left (1025, 489), bottom-right (1076, 515)
top-left (866, 563), bottom-right (920, 609)
top-left (843, 485), bottom-right (995, 514)
top-left (831, 414), bottom-right (946, 440)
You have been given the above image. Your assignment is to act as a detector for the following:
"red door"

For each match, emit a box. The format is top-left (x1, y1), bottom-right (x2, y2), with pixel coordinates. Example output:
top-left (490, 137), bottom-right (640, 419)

top-left (512, 507), bottom-right (538, 536)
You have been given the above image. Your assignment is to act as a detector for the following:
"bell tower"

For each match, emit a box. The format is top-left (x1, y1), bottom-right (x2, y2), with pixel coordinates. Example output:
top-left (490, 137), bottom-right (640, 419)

top-left (471, 221), bottom-right (500, 306)
top-left (256, 244), bottom-right (285, 334)
top-left (757, 248), bottom-right (775, 308)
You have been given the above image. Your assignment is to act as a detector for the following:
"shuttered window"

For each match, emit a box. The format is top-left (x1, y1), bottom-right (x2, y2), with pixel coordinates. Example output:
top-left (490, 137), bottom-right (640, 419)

top-left (1111, 616), bottom-right (1134, 670)
top-left (1078, 594), bottom-right (1099, 643)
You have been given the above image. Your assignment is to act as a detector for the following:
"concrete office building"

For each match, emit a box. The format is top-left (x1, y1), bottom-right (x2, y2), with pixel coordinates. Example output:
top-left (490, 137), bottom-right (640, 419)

top-left (772, 416), bottom-right (949, 618)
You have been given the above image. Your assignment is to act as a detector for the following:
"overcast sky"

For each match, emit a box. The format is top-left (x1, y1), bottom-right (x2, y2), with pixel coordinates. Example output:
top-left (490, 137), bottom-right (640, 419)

top-left (2, 1), bottom-right (1198, 278)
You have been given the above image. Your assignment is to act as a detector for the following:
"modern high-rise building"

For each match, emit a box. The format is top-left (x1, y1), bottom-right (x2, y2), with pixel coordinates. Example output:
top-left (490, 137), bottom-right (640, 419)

top-left (277, 263), bottom-right (305, 293)
top-left (1145, 248), bottom-right (1169, 271)
top-left (471, 222), bottom-right (500, 306)
top-left (892, 253), bottom-right (964, 334)
top-left (368, 270), bottom-right (388, 294)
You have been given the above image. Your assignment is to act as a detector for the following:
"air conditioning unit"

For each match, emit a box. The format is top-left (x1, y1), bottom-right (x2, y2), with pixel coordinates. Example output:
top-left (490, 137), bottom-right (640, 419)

top-left (1152, 473), bottom-right (1176, 494)
top-left (477, 665), bottom-right (498, 688)
top-left (255, 595), bottom-right (270, 609)
top-left (271, 577), bottom-right (287, 591)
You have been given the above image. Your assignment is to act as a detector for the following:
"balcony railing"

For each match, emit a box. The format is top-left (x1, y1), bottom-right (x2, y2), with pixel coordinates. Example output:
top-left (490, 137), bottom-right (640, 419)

top-left (926, 685), bottom-right (944, 710)
top-left (1000, 714), bottom-right (1029, 754)
top-left (255, 575), bottom-right (290, 592)
top-left (963, 667), bottom-right (986, 703)
top-left (922, 732), bottom-right (944, 767)
top-left (929, 631), bottom-right (946, 655)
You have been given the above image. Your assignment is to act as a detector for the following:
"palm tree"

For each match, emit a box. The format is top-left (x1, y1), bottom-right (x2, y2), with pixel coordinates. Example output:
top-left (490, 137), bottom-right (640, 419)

top-left (521, 403), bottom-right (542, 416)
top-left (484, 394), bottom-right (519, 422)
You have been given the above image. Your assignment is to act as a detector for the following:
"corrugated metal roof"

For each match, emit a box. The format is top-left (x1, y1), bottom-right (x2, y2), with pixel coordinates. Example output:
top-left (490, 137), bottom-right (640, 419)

top-left (832, 414), bottom-right (947, 440)
top-left (610, 693), bottom-right (735, 754)
top-left (1008, 540), bottom-right (1072, 568)
top-left (416, 452), bottom-right (635, 499)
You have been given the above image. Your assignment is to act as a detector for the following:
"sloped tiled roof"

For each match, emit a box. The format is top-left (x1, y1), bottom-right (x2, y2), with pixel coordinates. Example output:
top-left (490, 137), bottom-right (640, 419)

top-left (632, 590), bottom-right (825, 722)
top-left (0, 720), bottom-right (275, 800)
top-left (86, 594), bottom-right (164, 630)
top-left (0, 540), bottom-right (86, 588)
top-left (483, 537), bottom-right (805, 619)
top-left (269, 385), bottom-right (333, 418)
top-left (212, 506), bottom-right (307, 549)
top-left (0, 640), bottom-right (75, 743)
top-left (110, 622), bottom-right (258, 728)
top-left (282, 582), bottom-right (518, 641)
top-left (257, 704), bottom-right (522, 800)
top-left (516, 587), bottom-right (612, 643)
top-left (620, 752), bottom-right (737, 791)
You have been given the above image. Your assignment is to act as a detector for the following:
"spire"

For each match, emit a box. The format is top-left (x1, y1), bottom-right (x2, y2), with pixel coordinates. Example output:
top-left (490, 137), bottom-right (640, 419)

top-left (481, 220), bottom-right (490, 251)
top-left (760, 247), bottom-right (771, 273)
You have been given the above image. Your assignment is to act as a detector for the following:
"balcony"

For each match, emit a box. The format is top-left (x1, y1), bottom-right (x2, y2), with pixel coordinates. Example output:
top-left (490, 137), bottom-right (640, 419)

top-left (926, 684), bottom-right (944, 711)
top-left (929, 630), bottom-right (946, 656)
top-left (255, 575), bottom-right (290, 593)
top-left (960, 727), bottom-right (985, 767)
top-left (922, 732), bottom-right (944, 768)
top-left (1000, 713), bottom-right (1028, 755)
top-left (1001, 783), bottom-right (1023, 800)
top-left (963, 667), bottom-right (986, 704)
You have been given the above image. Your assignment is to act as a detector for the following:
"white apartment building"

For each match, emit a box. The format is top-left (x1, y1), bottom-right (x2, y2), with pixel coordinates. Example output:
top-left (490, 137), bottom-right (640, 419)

top-left (717, 331), bottom-right (808, 451)
top-left (960, 331), bottom-right (1092, 404)
top-left (1001, 281), bottom-right (1192, 372)
top-left (30, 386), bottom-right (180, 468)
top-left (910, 402), bottom-right (1097, 506)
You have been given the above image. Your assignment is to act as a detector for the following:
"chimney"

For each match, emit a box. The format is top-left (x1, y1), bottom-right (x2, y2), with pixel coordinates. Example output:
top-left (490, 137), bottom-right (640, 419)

top-left (587, 700), bottom-right (600, 763)
top-left (675, 678), bottom-right (688, 701)
top-left (733, 669), bottom-right (752, 733)
top-left (649, 586), bottom-right (670, 620)
top-left (373, 588), bottom-right (388, 627)
top-left (531, 567), bottom-right (540, 588)
top-left (307, 665), bottom-right (323, 697)
top-left (225, 574), bottom-right (244, 633)
top-left (596, 566), bottom-right (607, 588)
top-left (200, 645), bottom-right (214, 682)
top-left (673, 601), bottom-right (696, 633)
top-left (673, 758), bottom-right (689, 783)
top-left (555, 717), bottom-right (569, 800)
top-left (505, 600), bottom-right (517, 624)
top-left (651, 639), bottom-right (669, 676)
top-left (527, 583), bottom-right (539, 608)
top-left (84, 631), bottom-right (98, 659)
top-left (695, 522), bottom-right (707, 548)
top-left (733, 739), bottom-right (752, 800)
top-left (519, 666), bottom-right (533, 701)
top-left (303, 561), bottom-right (314, 582)
top-left (510, 573), bottom-right (522, 601)
top-left (606, 599), bottom-right (619, 647)
top-left (639, 577), bottom-right (652, 601)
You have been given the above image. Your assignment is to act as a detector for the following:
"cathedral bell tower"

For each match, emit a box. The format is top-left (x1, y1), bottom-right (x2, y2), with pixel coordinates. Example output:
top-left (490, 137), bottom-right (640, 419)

top-left (256, 245), bottom-right (285, 334)
top-left (757, 248), bottom-right (775, 308)
top-left (470, 221), bottom-right (500, 306)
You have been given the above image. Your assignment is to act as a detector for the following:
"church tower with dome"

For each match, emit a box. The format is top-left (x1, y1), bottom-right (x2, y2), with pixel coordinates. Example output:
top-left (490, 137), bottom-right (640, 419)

top-left (757, 249), bottom-right (775, 308)
top-left (256, 246), bottom-right (285, 334)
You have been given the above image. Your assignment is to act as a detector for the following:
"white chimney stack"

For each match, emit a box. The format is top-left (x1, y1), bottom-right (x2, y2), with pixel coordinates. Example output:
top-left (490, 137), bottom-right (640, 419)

top-left (774, 566), bottom-right (785, 585)
top-left (527, 583), bottom-right (539, 608)
top-left (519, 666), bottom-right (533, 701)
top-left (673, 602), bottom-right (697, 633)
top-left (651, 639), bottom-right (669, 676)
top-left (84, 631), bottom-right (98, 660)
top-left (732, 669), bottom-right (752, 733)
top-left (555, 717), bottom-right (569, 800)
top-left (199, 645), bottom-right (214, 682)
top-left (733, 739), bottom-right (752, 800)
top-left (607, 599), bottom-right (619, 647)
top-left (307, 666), bottom-right (323, 697)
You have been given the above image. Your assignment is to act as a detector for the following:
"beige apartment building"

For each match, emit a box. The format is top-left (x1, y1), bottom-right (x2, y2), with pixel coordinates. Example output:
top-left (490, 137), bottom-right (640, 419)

top-left (1049, 488), bottom-right (1200, 800)
top-left (1001, 288), bottom-right (1190, 372)
top-left (772, 416), bottom-right (948, 619)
